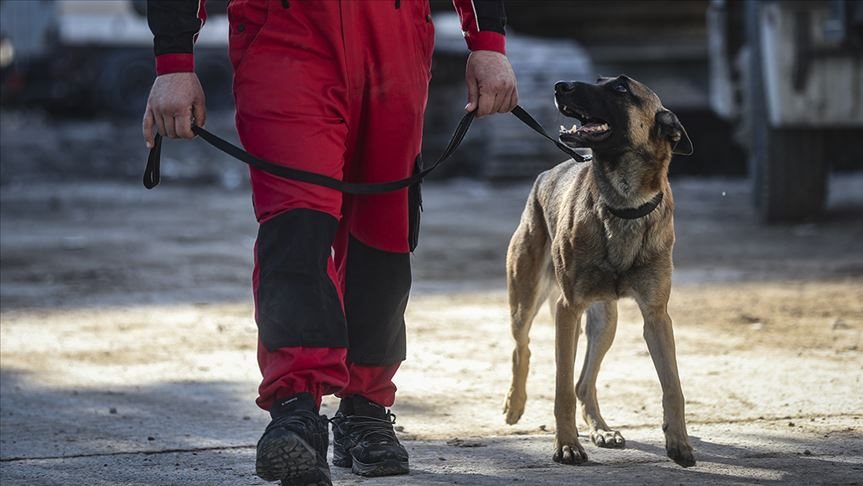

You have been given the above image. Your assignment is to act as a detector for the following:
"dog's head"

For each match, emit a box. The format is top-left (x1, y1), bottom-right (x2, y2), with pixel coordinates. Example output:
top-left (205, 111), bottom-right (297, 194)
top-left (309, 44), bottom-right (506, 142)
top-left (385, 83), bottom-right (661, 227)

top-left (554, 76), bottom-right (693, 160)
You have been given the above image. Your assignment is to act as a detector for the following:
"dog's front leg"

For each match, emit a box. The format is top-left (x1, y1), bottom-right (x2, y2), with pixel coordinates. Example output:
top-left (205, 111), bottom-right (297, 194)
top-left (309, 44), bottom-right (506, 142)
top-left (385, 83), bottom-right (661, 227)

top-left (637, 297), bottom-right (696, 467)
top-left (552, 297), bottom-right (588, 465)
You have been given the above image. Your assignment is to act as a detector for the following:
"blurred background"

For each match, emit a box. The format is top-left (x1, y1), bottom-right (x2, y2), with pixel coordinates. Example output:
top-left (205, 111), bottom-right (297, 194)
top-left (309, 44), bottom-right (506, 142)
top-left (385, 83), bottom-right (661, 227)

top-left (1, 1), bottom-right (862, 484)
top-left (1, 0), bottom-right (861, 219)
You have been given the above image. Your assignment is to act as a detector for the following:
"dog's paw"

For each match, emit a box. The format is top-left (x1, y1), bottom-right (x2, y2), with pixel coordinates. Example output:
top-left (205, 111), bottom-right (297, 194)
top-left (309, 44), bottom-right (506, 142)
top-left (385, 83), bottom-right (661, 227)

top-left (552, 441), bottom-right (588, 465)
top-left (666, 437), bottom-right (696, 467)
top-left (503, 406), bottom-right (523, 425)
top-left (590, 429), bottom-right (625, 449)
top-left (503, 391), bottom-right (526, 425)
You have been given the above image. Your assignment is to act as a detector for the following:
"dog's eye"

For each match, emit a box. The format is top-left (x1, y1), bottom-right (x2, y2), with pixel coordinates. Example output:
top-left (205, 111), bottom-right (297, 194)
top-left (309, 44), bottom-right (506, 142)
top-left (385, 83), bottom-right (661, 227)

top-left (614, 83), bottom-right (628, 94)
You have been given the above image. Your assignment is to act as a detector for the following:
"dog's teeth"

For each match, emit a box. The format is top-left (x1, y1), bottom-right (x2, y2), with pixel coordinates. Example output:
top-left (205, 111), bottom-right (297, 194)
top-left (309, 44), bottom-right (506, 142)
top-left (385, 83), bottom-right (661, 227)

top-left (576, 122), bottom-right (610, 135)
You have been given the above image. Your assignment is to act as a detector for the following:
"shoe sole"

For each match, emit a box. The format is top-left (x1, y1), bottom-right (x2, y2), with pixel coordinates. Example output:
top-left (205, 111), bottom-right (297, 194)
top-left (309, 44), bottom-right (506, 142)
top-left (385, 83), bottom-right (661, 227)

top-left (333, 448), bottom-right (409, 477)
top-left (256, 428), bottom-right (331, 485)
top-left (351, 458), bottom-right (410, 477)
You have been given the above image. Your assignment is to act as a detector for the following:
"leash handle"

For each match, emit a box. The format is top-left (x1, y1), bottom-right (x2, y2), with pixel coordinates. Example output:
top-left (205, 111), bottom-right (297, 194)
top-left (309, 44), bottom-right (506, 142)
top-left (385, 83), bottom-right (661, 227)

top-left (143, 133), bottom-right (162, 189)
top-left (143, 105), bottom-right (587, 192)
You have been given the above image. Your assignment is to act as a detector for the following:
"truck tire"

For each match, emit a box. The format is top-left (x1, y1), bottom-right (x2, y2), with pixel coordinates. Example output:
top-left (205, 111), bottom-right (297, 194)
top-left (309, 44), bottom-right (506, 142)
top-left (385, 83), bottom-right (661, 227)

top-left (750, 125), bottom-right (827, 222)
top-left (195, 54), bottom-right (234, 110)
top-left (99, 50), bottom-right (156, 118)
top-left (747, 0), bottom-right (827, 222)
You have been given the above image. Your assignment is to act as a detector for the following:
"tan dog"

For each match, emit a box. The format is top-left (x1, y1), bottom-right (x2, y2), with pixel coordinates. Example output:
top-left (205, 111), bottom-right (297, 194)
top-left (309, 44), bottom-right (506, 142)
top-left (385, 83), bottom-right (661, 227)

top-left (503, 76), bottom-right (695, 467)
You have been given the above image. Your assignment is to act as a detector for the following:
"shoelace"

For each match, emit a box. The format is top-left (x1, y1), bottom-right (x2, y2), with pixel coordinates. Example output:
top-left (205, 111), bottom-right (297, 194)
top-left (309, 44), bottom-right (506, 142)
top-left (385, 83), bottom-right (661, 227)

top-left (331, 412), bottom-right (399, 444)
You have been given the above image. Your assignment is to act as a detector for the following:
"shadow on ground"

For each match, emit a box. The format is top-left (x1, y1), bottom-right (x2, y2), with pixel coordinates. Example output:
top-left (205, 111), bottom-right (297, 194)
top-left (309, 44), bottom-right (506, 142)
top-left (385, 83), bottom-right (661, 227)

top-left (2, 366), bottom-right (861, 485)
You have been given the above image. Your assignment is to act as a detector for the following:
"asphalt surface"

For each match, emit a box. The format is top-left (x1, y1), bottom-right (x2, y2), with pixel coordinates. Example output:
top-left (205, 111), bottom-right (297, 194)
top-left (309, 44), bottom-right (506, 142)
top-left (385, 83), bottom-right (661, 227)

top-left (1, 113), bottom-right (862, 484)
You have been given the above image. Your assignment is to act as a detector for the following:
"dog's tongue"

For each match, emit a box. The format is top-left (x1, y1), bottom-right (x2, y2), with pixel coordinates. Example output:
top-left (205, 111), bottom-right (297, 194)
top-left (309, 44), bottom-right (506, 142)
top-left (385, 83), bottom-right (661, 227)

top-left (577, 121), bottom-right (609, 134)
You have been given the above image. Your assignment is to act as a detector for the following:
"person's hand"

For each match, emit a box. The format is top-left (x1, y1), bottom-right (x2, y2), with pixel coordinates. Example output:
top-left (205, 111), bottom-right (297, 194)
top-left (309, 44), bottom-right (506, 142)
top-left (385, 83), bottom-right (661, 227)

top-left (143, 72), bottom-right (206, 148)
top-left (464, 50), bottom-right (518, 118)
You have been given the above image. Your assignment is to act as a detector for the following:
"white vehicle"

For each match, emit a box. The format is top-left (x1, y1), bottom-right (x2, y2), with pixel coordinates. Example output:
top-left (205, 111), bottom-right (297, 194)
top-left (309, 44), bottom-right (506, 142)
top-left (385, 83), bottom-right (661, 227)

top-left (0, 0), bottom-right (231, 116)
top-left (708, 0), bottom-right (863, 221)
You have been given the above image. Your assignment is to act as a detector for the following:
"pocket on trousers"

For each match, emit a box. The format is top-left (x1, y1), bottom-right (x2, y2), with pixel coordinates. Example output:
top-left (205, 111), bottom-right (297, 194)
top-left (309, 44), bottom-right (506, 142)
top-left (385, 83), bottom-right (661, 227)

top-left (408, 155), bottom-right (423, 252)
top-left (411, 9), bottom-right (435, 79)
top-left (227, 0), bottom-right (269, 72)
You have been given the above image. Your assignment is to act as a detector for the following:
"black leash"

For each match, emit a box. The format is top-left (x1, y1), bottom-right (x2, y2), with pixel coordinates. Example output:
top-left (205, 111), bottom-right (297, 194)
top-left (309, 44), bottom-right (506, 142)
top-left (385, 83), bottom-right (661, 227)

top-left (143, 105), bottom-right (589, 193)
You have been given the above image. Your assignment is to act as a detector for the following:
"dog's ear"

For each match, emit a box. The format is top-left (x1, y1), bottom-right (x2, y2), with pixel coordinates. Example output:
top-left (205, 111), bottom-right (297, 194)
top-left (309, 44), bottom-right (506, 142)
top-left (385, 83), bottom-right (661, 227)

top-left (655, 110), bottom-right (693, 156)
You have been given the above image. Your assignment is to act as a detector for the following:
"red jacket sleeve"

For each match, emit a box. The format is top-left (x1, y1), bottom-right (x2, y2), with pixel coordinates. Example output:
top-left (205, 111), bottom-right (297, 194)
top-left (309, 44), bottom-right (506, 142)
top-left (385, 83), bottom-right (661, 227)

top-left (451, 0), bottom-right (507, 54)
top-left (147, 0), bottom-right (207, 75)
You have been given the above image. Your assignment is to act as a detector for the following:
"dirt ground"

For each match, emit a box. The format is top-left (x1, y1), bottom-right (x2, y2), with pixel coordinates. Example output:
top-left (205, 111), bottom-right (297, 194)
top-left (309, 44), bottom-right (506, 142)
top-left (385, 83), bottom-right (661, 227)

top-left (1, 112), bottom-right (862, 484)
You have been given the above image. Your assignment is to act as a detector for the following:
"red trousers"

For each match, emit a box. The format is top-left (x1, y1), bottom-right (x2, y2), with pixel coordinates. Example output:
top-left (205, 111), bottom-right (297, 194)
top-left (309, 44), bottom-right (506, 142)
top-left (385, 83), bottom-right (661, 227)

top-left (228, 0), bottom-right (434, 410)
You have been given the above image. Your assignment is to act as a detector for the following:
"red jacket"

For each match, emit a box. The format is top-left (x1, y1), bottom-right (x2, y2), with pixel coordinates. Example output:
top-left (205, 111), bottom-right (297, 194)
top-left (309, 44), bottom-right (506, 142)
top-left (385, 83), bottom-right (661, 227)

top-left (148, 0), bottom-right (507, 75)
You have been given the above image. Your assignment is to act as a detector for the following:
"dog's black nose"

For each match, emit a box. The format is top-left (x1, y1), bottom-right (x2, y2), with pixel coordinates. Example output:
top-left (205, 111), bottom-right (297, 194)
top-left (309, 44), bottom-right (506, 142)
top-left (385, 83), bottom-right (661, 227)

top-left (555, 81), bottom-right (576, 94)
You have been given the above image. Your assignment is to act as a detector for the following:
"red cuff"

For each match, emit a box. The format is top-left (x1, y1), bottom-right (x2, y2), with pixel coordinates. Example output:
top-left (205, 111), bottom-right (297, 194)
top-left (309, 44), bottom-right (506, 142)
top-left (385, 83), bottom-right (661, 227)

top-left (155, 53), bottom-right (195, 76)
top-left (465, 31), bottom-right (506, 55)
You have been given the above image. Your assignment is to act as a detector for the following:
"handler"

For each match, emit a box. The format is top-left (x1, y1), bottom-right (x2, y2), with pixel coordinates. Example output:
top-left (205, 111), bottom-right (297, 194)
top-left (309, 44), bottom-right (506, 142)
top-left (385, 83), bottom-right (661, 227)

top-left (143, 0), bottom-right (517, 483)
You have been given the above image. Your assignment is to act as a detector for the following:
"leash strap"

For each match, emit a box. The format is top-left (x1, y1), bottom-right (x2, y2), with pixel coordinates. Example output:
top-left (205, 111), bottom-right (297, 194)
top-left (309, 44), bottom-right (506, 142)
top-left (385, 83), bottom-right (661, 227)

top-left (510, 106), bottom-right (584, 161)
top-left (144, 105), bottom-right (589, 193)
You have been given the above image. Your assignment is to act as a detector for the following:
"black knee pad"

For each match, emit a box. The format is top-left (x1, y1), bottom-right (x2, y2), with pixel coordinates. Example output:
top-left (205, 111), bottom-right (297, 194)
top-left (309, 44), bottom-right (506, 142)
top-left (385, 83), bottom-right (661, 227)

top-left (344, 236), bottom-right (411, 365)
top-left (256, 209), bottom-right (347, 351)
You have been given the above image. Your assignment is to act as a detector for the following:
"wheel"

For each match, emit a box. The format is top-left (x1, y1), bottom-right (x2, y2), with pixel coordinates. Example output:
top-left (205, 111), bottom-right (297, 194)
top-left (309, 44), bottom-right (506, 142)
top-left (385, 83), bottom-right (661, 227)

top-left (751, 127), bottom-right (827, 222)
top-left (98, 50), bottom-right (157, 118)
top-left (746, 1), bottom-right (827, 222)
top-left (195, 53), bottom-right (235, 110)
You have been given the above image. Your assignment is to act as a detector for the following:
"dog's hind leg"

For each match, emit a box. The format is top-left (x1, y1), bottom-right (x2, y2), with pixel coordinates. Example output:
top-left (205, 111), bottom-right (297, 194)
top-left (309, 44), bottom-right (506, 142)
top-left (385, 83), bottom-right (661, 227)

top-left (576, 301), bottom-right (626, 448)
top-left (503, 201), bottom-right (550, 426)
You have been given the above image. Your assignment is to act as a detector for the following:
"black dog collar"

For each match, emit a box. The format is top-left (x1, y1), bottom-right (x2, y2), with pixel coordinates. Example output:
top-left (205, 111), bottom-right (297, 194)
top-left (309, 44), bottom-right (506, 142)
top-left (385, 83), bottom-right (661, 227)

top-left (605, 192), bottom-right (663, 219)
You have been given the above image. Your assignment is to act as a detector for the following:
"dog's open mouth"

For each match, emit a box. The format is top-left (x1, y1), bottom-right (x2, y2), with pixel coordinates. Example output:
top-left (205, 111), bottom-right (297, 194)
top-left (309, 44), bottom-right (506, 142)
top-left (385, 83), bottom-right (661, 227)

top-left (558, 105), bottom-right (612, 144)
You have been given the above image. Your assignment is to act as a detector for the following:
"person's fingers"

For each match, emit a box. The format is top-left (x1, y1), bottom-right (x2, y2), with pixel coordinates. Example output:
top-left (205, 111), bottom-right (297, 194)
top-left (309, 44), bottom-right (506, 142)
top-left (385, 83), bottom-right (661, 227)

top-left (490, 86), bottom-right (508, 114)
top-left (491, 91), bottom-right (504, 117)
top-left (501, 90), bottom-right (513, 113)
top-left (143, 107), bottom-right (156, 148)
top-left (478, 89), bottom-right (496, 118)
top-left (464, 50), bottom-right (518, 117)
top-left (175, 111), bottom-right (194, 139)
top-left (162, 114), bottom-right (177, 138)
top-left (493, 83), bottom-right (516, 113)
top-left (144, 72), bottom-right (207, 141)
top-left (466, 77), bottom-right (479, 113)
top-left (192, 96), bottom-right (207, 128)
top-left (154, 110), bottom-right (167, 138)
top-left (504, 87), bottom-right (518, 113)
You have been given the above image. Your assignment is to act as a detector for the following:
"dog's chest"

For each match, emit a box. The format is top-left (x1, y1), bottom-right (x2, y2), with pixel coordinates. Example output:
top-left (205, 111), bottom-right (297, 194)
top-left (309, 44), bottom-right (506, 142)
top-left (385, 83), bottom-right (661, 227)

top-left (601, 218), bottom-right (649, 272)
top-left (558, 218), bottom-right (656, 301)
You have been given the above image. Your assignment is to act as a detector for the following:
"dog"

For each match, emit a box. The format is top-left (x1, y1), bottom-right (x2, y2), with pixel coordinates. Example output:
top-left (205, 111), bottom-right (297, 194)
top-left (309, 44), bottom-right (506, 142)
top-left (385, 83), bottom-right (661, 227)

top-left (502, 76), bottom-right (695, 467)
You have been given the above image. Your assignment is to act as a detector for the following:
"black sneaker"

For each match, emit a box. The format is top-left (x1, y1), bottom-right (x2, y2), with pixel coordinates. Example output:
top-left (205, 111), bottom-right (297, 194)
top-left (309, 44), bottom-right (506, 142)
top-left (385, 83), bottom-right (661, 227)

top-left (331, 395), bottom-right (410, 477)
top-left (255, 393), bottom-right (332, 486)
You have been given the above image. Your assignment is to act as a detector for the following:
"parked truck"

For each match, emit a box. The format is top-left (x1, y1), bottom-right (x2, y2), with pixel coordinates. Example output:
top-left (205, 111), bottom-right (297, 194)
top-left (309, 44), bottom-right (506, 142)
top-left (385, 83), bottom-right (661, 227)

top-left (0, 0), bottom-right (231, 117)
top-left (708, 0), bottom-right (863, 221)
